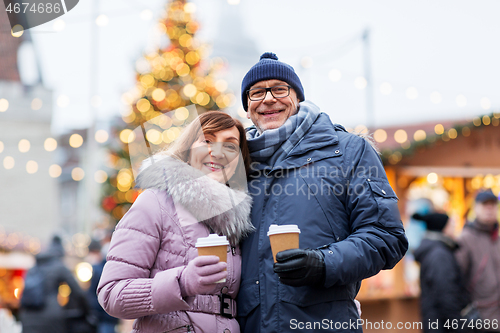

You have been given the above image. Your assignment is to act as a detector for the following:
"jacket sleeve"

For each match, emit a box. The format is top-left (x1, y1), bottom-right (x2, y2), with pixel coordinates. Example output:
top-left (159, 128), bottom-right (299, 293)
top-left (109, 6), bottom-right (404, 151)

top-left (426, 250), bottom-right (465, 323)
top-left (320, 136), bottom-right (408, 287)
top-left (454, 235), bottom-right (472, 282)
top-left (97, 190), bottom-right (190, 319)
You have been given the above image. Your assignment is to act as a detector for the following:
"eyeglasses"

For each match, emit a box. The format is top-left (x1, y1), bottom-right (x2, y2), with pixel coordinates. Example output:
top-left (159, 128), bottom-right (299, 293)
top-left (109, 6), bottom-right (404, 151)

top-left (247, 85), bottom-right (291, 101)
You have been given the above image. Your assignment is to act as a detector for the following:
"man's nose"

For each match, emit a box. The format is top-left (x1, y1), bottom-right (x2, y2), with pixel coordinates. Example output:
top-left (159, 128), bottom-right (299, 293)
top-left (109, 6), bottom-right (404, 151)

top-left (263, 90), bottom-right (276, 102)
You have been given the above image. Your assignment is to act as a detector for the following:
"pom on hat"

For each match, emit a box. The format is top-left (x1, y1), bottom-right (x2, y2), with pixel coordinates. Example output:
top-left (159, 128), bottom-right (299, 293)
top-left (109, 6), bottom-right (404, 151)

top-left (260, 52), bottom-right (278, 61)
top-left (241, 52), bottom-right (305, 111)
top-left (412, 212), bottom-right (449, 232)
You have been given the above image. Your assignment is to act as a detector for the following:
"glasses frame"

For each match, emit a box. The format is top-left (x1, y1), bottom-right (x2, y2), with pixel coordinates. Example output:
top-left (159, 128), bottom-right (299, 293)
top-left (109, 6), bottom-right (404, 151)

top-left (247, 85), bottom-right (291, 101)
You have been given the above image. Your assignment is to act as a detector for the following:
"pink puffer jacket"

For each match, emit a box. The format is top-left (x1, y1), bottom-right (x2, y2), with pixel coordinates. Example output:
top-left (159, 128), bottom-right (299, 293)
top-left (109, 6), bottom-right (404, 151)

top-left (97, 157), bottom-right (253, 333)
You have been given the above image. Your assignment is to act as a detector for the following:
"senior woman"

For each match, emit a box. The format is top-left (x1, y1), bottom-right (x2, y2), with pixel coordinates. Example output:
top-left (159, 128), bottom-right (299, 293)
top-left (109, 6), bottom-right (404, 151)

top-left (97, 111), bottom-right (254, 333)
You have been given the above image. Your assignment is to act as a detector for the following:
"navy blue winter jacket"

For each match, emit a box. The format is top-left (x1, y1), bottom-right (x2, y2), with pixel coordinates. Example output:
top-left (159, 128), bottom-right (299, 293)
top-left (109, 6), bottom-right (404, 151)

top-left (237, 113), bottom-right (408, 333)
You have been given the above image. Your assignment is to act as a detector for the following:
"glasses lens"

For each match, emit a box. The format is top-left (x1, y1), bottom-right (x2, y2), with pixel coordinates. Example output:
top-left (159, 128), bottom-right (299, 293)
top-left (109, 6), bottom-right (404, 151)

top-left (248, 88), bottom-right (266, 100)
top-left (271, 86), bottom-right (289, 98)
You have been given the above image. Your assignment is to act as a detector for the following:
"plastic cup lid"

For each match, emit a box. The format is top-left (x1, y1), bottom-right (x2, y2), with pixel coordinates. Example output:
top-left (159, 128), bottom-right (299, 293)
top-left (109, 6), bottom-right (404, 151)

top-left (195, 234), bottom-right (229, 247)
top-left (267, 224), bottom-right (301, 236)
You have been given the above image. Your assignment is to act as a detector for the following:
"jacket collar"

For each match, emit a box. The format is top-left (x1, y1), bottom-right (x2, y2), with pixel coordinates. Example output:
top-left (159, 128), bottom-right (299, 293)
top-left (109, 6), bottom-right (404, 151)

top-left (135, 156), bottom-right (254, 245)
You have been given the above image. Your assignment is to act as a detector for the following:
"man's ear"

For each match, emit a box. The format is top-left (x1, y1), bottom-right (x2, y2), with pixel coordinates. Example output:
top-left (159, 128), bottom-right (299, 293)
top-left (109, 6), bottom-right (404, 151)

top-left (246, 110), bottom-right (250, 119)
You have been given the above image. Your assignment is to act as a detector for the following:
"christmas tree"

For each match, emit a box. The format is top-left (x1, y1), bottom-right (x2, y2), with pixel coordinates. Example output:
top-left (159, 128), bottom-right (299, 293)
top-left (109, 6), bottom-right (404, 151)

top-left (100, 0), bottom-right (234, 224)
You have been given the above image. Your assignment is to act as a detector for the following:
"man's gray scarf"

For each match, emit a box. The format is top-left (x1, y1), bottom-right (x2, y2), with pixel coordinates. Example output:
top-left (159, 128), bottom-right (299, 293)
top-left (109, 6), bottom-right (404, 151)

top-left (246, 101), bottom-right (321, 167)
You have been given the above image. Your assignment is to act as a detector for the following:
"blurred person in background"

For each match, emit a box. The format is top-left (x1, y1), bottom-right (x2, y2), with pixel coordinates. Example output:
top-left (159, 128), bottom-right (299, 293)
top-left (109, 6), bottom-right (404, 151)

top-left (87, 239), bottom-right (118, 333)
top-left (413, 213), bottom-right (470, 333)
top-left (97, 112), bottom-right (254, 333)
top-left (455, 189), bottom-right (500, 332)
top-left (19, 235), bottom-right (90, 333)
top-left (237, 52), bottom-right (408, 333)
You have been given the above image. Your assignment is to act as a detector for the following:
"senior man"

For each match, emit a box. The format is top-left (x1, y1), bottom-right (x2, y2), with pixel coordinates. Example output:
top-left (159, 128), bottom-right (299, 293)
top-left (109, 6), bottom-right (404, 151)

top-left (237, 52), bottom-right (408, 333)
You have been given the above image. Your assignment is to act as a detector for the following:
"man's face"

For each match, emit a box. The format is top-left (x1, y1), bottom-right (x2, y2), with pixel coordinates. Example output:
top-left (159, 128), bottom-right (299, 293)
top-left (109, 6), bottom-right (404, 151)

top-left (475, 200), bottom-right (499, 225)
top-left (247, 79), bottom-right (300, 133)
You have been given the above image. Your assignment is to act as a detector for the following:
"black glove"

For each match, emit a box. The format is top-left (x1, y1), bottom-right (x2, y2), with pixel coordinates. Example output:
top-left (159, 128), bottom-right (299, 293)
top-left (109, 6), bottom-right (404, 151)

top-left (273, 248), bottom-right (326, 287)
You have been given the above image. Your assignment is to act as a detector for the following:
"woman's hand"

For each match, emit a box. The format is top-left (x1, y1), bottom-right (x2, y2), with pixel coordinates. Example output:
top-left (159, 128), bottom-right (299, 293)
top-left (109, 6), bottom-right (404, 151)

top-left (179, 255), bottom-right (227, 297)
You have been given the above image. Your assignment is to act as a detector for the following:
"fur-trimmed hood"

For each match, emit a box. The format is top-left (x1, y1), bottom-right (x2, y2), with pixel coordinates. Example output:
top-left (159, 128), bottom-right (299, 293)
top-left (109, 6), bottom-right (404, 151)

top-left (135, 156), bottom-right (254, 245)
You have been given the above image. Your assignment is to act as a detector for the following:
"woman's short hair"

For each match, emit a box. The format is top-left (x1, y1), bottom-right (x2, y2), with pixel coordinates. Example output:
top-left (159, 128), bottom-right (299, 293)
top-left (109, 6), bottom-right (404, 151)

top-left (167, 111), bottom-right (251, 187)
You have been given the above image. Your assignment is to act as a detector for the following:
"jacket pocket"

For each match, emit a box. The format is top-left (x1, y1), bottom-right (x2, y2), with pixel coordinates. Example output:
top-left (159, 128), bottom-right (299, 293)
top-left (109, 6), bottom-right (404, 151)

top-left (367, 179), bottom-right (402, 228)
top-left (279, 283), bottom-right (353, 307)
top-left (236, 279), bottom-right (260, 317)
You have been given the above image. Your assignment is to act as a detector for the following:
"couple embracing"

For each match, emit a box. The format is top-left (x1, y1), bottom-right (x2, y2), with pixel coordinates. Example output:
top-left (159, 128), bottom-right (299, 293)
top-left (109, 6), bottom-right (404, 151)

top-left (97, 53), bottom-right (408, 333)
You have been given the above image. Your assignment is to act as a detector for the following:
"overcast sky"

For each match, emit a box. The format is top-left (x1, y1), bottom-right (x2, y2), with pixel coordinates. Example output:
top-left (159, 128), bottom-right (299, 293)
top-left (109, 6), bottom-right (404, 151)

top-left (28, 0), bottom-right (500, 134)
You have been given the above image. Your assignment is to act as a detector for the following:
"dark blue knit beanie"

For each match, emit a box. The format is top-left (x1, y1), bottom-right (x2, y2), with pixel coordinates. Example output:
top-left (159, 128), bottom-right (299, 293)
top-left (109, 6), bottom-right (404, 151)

top-left (241, 52), bottom-right (305, 111)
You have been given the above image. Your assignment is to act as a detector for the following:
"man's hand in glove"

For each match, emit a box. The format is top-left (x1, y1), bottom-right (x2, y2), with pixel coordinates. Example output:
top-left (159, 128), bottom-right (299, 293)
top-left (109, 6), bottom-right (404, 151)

top-left (273, 248), bottom-right (326, 287)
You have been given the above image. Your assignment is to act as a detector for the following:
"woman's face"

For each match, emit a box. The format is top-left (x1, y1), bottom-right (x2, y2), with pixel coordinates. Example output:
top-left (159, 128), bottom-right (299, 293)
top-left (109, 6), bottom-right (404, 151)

top-left (188, 126), bottom-right (241, 183)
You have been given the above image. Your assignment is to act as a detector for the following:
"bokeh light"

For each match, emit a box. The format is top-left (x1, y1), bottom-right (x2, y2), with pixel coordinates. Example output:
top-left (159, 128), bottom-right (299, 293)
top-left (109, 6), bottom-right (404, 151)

top-left (3, 156), bottom-right (15, 169)
top-left (0, 141), bottom-right (3, 153)
top-left (75, 262), bottom-right (93, 282)
top-left (373, 129), bottom-right (387, 143)
top-left (427, 172), bottom-right (438, 184)
top-left (72, 167), bottom-right (85, 181)
top-left (120, 129), bottom-right (135, 143)
top-left (31, 98), bottom-right (43, 110)
top-left (96, 14), bottom-right (109, 26)
top-left (0, 99), bottom-right (9, 112)
top-left (413, 130), bottom-right (426, 141)
top-left (434, 124), bottom-right (444, 135)
top-left (95, 130), bottom-right (109, 143)
top-left (18, 139), bottom-right (30, 153)
top-left (44, 138), bottom-right (57, 151)
top-left (69, 134), bottom-right (83, 148)
top-left (26, 161), bottom-right (38, 174)
top-left (394, 129), bottom-right (408, 143)
top-left (94, 170), bottom-right (108, 183)
top-left (49, 164), bottom-right (62, 178)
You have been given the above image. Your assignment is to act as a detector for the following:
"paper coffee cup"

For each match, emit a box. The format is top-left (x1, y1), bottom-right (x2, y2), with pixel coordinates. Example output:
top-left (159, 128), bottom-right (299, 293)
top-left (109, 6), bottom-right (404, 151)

top-left (195, 234), bottom-right (229, 283)
top-left (267, 224), bottom-right (301, 263)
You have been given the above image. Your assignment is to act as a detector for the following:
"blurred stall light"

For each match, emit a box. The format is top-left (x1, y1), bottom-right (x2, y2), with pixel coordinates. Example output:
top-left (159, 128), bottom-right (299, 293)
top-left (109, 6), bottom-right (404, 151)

top-left (300, 56), bottom-right (313, 69)
top-left (71, 167), bottom-right (85, 181)
top-left (11, 25), bottom-right (23, 38)
top-left (3, 156), bottom-right (14, 169)
top-left (14, 288), bottom-right (20, 299)
top-left (0, 141), bottom-right (3, 153)
top-left (434, 124), bottom-right (444, 135)
top-left (413, 129), bottom-right (426, 141)
top-left (227, 0), bottom-right (240, 4)
top-left (136, 58), bottom-right (151, 74)
top-left (140, 9), bottom-right (153, 20)
top-left (215, 80), bottom-right (228, 93)
top-left (472, 117), bottom-right (481, 126)
top-left (49, 164), bottom-right (62, 178)
top-left (406, 87), bottom-right (418, 100)
top-left (448, 128), bottom-right (458, 139)
top-left (57, 95), bottom-right (70, 108)
top-left (480, 97), bottom-right (491, 110)
top-left (120, 129), bottom-right (135, 143)
top-left (483, 174), bottom-right (495, 188)
top-left (121, 106), bottom-right (133, 117)
top-left (184, 2), bottom-right (197, 12)
top-left (430, 91), bottom-right (442, 104)
top-left (58, 283), bottom-right (71, 298)
top-left (18, 139), bottom-right (30, 153)
top-left (76, 262), bottom-right (93, 282)
top-left (175, 107), bottom-right (189, 121)
top-left (328, 69), bottom-right (341, 82)
top-left (26, 161), bottom-right (38, 174)
top-left (394, 129), bottom-right (408, 143)
top-left (91, 95), bottom-right (102, 108)
top-left (482, 115), bottom-right (491, 126)
top-left (462, 127), bottom-right (471, 137)
top-left (163, 127), bottom-right (180, 143)
top-left (379, 82), bottom-right (392, 95)
top-left (53, 19), bottom-right (65, 32)
top-left (354, 125), bottom-right (368, 134)
top-left (44, 138), bottom-right (57, 151)
top-left (0, 98), bottom-right (9, 112)
top-left (354, 77), bottom-right (367, 89)
top-left (183, 84), bottom-right (197, 98)
top-left (456, 94), bottom-right (467, 108)
top-left (373, 129), bottom-right (387, 143)
top-left (69, 134), bottom-right (83, 148)
top-left (95, 14), bottom-right (109, 27)
top-left (427, 172), bottom-right (438, 184)
top-left (152, 88), bottom-right (166, 102)
top-left (94, 170), bottom-right (108, 183)
top-left (136, 98), bottom-right (151, 112)
top-left (31, 98), bottom-right (43, 110)
top-left (146, 129), bottom-right (162, 145)
top-left (95, 130), bottom-right (109, 143)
